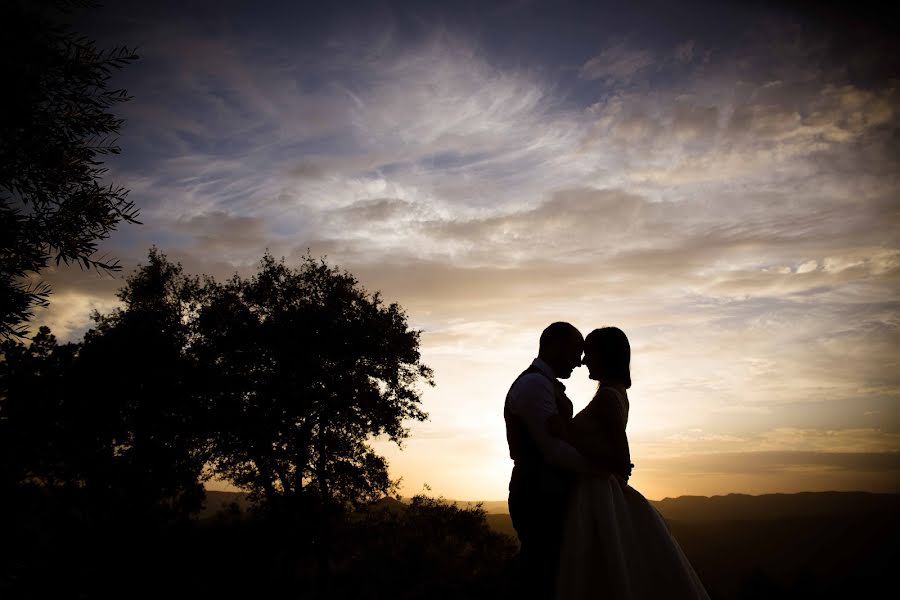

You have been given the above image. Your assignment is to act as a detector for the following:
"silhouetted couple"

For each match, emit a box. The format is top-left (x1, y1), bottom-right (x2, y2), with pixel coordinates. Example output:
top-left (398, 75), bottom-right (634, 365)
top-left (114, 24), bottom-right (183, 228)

top-left (505, 323), bottom-right (709, 600)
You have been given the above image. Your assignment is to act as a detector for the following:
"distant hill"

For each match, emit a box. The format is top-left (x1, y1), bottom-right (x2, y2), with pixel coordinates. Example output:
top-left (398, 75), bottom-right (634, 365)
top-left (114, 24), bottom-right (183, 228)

top-left (425, 499), bottom-right (509, 514)
top-left (467, 491), bottom-right (900, 539)
top-left (202, 490), bottom-right (900, 523)
top-left (651, 491), bottom-right (900, 522)
top-left (485, 512), bottom-right (517, 539)
top-left (403, 490), bottom-right (900, 523)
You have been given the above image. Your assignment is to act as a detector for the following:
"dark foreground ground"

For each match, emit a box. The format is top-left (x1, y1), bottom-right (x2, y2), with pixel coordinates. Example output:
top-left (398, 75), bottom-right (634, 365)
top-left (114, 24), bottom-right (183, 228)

top-left (3, 490), bottom-right (897, 599)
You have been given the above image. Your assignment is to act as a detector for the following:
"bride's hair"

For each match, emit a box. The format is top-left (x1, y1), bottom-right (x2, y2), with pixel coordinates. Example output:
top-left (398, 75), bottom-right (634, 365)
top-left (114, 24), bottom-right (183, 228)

top-left (585, 327), bottom-right (631, 389)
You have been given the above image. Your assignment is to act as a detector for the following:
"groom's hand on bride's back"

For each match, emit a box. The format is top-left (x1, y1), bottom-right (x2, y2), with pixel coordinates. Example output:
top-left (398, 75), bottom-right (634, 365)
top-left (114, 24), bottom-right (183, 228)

top-left (546, 414), bottom-right (568, 438)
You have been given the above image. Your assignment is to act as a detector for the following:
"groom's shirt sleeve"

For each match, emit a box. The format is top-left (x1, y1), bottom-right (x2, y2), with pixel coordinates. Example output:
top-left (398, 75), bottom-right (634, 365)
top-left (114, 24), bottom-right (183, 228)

top-left (508, 374), bottom-right (595, 473)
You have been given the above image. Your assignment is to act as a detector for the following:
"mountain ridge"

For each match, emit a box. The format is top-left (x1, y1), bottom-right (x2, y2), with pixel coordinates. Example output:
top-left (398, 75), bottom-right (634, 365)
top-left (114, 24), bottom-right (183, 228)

top-left (202, 489), bottom-right (900, 522)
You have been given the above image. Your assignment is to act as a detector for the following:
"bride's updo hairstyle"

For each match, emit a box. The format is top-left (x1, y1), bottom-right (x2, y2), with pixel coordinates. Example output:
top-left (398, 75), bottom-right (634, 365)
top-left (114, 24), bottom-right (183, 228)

top-left (585, 327), bottom-right (631, 389)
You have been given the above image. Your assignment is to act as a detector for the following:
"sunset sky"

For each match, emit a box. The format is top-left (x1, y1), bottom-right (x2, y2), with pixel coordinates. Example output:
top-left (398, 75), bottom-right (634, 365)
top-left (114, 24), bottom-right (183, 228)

top-left (34, 0), bottom-right (899, 501)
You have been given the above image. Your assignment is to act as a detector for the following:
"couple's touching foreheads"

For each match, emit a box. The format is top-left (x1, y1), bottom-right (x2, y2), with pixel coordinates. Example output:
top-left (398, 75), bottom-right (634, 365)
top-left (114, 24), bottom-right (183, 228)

top-left (504, 322), bottom-right (709, 600)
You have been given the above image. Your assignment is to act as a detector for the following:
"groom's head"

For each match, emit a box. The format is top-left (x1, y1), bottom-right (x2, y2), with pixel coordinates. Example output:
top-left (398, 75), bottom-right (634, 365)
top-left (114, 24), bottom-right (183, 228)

top-left (538, 322), bottom-right (584, 379)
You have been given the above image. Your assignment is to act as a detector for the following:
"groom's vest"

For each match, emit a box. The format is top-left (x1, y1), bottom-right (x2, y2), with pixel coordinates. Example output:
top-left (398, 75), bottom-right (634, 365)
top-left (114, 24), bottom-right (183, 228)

top-left (505, 366), bottom-right (574, 496)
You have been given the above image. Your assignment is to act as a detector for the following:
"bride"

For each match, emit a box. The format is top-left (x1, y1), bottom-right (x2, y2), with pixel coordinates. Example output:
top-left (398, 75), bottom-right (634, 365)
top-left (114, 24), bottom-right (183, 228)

top-left (549, 327), bottom-right (709, 600)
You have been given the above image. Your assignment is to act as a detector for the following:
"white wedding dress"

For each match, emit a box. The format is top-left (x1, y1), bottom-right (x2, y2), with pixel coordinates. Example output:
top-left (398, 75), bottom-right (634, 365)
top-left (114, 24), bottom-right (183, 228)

top-left (555, 389), bottom-right (709, 600)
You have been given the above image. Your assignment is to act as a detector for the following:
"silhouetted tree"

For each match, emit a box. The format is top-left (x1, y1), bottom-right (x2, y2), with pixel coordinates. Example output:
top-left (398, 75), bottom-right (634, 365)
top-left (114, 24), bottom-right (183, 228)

top-left (0, 0), bottom-right (139, 338)
top-left (0, 250), bottom-right (208, 519)
top-left (0, 326), bottom-right (80, 491)
top-left (74, 248), bottom-right (208, 517)
top-left (1, 251), bottom-right (439, 596)
top-left (194, 254), bottom-right (434, 511)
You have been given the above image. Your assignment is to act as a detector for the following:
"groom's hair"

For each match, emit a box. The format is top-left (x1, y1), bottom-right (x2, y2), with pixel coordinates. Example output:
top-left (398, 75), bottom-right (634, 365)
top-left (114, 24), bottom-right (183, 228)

top-left (539, 321), bottom-right (582, 352)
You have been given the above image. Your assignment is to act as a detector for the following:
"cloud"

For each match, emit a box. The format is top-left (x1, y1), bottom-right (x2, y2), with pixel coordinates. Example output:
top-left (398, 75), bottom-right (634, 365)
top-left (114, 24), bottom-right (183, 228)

top-left (99, 20), bottom-right (899, 300)
top-left (631, 428), bottom-right (900, 497)
top-left (172, 211), bottom-right (270, 249)
top-left (26, 4), bottom-right (900, 500)
top-left (631, 449), bottom-right (900, 499)
top-left (648, 450), bottom-right (900, 475)
top-left (579, 41), bottom-right (656, 82)
top-left (674, 40), bottom-right (696, 64)
top-left (327, 198), bottom-right (417, 225)
top-left (652, 427), bottom-right (900, 457)
top-left (287, 161), bottom-right (326, 180)
top-left (29, 290), bottom-right (122, 342)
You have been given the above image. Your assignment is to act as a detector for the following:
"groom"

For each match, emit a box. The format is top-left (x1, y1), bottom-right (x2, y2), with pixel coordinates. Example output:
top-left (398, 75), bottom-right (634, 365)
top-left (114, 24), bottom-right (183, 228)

top-left (504, 322), bottom-right (596, 599)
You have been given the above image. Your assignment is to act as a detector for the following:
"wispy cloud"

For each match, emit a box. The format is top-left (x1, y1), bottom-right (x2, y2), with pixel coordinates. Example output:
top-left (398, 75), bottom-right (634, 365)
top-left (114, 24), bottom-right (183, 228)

top-left (579, 40), bottom-right (656, 82)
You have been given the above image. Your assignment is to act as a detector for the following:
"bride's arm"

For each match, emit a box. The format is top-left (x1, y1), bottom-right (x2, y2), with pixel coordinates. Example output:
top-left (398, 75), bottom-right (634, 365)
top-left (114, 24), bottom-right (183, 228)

top-left (567, 421), bottom-right (619, 470)
top-left (546, 418), bottom-right (615, 464)
top-left (549, 390), bottom-right (630, 476)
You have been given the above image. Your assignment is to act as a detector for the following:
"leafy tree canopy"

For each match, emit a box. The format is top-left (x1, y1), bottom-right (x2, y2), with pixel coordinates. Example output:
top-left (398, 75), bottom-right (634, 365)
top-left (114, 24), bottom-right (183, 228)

top-left (1, 249), bottom-right (433, 522)
top-left (0, 250), bottom-right (208, 519)
top-left (0, 326), bottom-right (79, 490)
top-left (195, 253), bottom-right (434, 509)
top-left (0, 0), bottom-right (139, 338)
top-left (77, 248), bottom-right (208, 517)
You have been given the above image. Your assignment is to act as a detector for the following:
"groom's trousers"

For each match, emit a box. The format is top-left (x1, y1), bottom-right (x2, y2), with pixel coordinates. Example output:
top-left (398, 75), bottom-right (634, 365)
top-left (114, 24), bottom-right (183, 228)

top-left (509, 465), bottom-right (569, 600)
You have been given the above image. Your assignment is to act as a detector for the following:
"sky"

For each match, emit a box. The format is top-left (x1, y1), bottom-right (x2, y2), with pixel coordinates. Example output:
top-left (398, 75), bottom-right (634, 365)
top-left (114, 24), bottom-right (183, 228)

top-left (32, 0), bottom-right (900, 500)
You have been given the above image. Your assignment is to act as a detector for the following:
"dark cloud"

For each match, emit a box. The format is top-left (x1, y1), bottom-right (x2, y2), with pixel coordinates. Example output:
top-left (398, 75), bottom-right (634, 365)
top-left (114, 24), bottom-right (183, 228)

top-left (171, 211), bottom-right (271, 256)
top-left (287, 161), bottom-right (326, 180)
top-left (674, 40), bottom-right (696, 64)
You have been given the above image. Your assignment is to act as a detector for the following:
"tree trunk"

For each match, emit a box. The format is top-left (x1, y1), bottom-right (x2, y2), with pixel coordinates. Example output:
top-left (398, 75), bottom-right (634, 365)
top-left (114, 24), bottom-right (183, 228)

top-left (314, 434), bottom-right (333, 597)
top-left (250, 455), bottom-right (277, 500)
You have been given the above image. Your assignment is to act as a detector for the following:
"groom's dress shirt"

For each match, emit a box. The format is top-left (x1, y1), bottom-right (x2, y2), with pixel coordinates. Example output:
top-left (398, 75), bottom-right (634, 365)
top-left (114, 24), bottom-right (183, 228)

top-left (505, 358), bottom-right (594, 473)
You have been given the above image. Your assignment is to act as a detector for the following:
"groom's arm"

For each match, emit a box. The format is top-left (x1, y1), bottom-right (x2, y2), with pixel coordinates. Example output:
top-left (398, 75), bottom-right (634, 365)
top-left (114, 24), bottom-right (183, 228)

top-left (509, 376), bottom-right (596, 474)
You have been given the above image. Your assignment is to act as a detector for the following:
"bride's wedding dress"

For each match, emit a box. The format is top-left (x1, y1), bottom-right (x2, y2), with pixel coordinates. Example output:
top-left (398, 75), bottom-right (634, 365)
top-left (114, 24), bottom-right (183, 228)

top-left (555, 389), bottom-right (709, 600)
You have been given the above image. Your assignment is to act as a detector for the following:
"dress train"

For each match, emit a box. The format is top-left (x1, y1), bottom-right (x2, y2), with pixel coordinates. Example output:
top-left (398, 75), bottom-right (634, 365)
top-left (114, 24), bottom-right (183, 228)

top-left (556, 474), bottom-right (709, 600)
